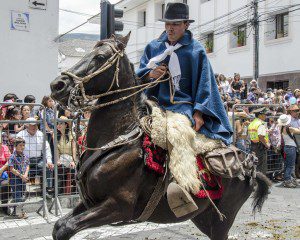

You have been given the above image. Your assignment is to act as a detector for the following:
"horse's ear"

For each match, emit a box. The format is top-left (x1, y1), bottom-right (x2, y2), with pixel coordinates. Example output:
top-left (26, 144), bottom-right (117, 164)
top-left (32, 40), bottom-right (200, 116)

top-left (110, 34), bottom-right (116, 40)
top-left (116, 32), bottom-right (131, 50)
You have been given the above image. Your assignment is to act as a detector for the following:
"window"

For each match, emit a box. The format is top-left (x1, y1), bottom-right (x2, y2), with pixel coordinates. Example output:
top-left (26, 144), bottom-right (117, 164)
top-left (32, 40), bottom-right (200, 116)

top-left (182, 0), bottom-right (188, 4)
top-left (230, 24), bottom-right (247, 48)
top-left (155, 2), bottom-right (165, 21)
top-left (162, 3), bottom-right (165, 18)
top-left (138, 10), bottom-right (146, 27)
top-left (203, 32), bottom-right (214, 53)
top-left (275, 12), bottom-right (289, 39)
top-left (265, 12), bottom-right (289, 40)
top-left (143, 11), bottom-right (146, 27)
top-left (266, 81), bottom-right (289, 90)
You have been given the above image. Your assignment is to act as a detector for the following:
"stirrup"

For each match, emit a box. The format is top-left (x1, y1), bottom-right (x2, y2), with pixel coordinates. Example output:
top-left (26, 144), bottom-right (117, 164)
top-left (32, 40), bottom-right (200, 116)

top-left (167, 182), bottom-right (198, 218)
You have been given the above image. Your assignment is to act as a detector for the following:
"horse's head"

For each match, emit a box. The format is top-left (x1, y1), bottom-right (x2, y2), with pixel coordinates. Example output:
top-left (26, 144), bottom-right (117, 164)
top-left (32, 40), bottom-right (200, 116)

top-left (51, 33), bottom-right (132, 110)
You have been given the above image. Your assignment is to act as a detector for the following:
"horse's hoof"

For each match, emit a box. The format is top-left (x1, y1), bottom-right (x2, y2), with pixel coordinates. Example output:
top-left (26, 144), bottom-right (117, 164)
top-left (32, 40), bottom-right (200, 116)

top-left (53, 226), bottom-right (73, 240)
top-left (53, 219), bottom-right (73, 240)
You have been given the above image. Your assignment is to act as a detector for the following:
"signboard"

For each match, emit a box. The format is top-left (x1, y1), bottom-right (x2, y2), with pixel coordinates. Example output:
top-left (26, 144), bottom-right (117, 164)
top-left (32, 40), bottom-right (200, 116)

top-left (10, 11), bottom-right (30, 32)
top-left (28, 0), bottom-right (47, 10)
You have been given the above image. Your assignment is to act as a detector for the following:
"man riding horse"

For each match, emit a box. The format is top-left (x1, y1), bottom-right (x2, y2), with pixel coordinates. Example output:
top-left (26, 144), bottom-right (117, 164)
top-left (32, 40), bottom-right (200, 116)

top-left (50, 3), bottom-right (271, 238)
top-left (137, 2), bottom-right (233, 216)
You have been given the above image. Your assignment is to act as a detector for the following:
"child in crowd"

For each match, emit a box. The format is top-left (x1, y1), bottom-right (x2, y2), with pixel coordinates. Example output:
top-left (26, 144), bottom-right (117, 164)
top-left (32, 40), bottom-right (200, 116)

top-left (40, 96), bottom-right (55, 133)
top-left (7, 108), bottom-right (24, 138)
top-left (8, 137), bottom-right (29, 218)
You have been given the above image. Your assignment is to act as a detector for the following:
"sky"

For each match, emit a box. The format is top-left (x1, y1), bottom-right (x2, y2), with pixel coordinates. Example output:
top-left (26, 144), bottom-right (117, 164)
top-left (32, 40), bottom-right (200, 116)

top-left (59, 0), bottom-right (121, 35)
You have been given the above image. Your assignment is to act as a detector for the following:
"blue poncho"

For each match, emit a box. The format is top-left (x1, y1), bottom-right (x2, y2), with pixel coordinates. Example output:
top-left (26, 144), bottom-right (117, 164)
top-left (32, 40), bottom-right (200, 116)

top-left (136, 30), bottom-right (233, 145)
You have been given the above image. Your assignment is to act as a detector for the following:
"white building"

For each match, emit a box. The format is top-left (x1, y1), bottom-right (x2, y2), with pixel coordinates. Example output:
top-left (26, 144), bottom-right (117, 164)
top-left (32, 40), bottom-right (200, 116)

top-left (116, 0), bottom-right (300, 91)
top-left (58, 38), bottom-right (97, 73)
top-left (0, 0), bottom-right (59, 102)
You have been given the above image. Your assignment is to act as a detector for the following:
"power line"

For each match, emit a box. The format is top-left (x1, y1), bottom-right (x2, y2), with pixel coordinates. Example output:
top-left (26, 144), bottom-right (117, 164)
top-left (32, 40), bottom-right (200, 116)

top-left (55, 12), bottom-right (100, 42)
top-left (258, 6), bottom-right (300, 23)
top-left (59, 8), bottom-right (96, 17)
top-left (198, 8), bottom-right (251, 35)
top-left (190, 3), bottom-right (251, 31)
top-left (258, 3), bottom-right (300, 18)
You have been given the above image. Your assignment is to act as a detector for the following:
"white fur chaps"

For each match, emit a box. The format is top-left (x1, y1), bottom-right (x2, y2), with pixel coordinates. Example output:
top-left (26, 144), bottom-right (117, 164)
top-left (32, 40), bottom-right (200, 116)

top-left (149, 107), bottom-right (223, 194)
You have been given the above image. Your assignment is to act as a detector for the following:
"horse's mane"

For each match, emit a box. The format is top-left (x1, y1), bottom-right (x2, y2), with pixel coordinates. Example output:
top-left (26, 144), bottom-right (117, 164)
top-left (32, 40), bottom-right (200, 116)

top-left (93, 37), bottom-right (146, 121)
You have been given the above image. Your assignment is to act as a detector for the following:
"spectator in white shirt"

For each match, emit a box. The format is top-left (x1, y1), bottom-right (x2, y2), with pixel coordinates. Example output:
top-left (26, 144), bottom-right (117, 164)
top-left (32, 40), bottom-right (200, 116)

top-left (16, 118), bottom-right (54, 187)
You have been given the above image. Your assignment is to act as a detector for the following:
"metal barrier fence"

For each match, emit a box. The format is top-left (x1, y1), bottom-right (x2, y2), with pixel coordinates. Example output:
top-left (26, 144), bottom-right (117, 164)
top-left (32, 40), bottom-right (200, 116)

top-left (232, 104), bottom-right (284, 174)
top-left (0, 101), bottom-right (288, 218)
top-left (0, 103), bottom-right (89, 218)
top-left (49, 106), bottom-right (89, 216)
top-left (0, 102), bottom-right (50, 219)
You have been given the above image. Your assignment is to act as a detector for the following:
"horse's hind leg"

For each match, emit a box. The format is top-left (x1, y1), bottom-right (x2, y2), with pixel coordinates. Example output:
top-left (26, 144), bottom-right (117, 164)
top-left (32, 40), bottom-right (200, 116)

top-left (192, 179), bottom-right (252, 240)
top-left (53, 201), bottom-right (86, 240)
top-left (192, 205), bottom-right (236, 240)
top-left (53, 197), bottom-right (131, 240)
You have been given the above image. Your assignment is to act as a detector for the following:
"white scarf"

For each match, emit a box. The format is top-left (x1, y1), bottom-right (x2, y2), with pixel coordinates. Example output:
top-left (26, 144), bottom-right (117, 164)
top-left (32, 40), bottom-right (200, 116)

top-left (146, 42), bottom-right (183, 91)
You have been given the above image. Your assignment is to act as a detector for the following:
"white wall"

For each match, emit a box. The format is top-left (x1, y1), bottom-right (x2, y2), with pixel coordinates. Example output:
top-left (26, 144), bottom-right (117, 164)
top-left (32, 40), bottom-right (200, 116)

top-left (118, 0), bottom-right (300, 79)
top-left (0, 0), bottom-right (59, 102)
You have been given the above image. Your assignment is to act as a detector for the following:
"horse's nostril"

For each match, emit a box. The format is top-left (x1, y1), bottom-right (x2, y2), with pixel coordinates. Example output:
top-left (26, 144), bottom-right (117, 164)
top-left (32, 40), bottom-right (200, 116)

top-left (54, 81), bottom-right (66, 92)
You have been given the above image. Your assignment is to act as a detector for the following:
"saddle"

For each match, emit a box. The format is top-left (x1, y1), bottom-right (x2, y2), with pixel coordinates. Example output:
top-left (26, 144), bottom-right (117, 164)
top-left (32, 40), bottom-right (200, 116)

top-left (140, 99), bottom-right (246, 180)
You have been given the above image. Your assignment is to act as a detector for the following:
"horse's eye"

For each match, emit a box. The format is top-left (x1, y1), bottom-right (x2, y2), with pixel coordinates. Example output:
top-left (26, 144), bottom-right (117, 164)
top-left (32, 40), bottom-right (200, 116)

top-left (96, 54), bottom-right (105, 61)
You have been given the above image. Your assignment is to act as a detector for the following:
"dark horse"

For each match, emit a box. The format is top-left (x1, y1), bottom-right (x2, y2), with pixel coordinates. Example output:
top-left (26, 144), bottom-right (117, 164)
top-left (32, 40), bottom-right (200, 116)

top-left (50, 34), bottom-right (271, 240)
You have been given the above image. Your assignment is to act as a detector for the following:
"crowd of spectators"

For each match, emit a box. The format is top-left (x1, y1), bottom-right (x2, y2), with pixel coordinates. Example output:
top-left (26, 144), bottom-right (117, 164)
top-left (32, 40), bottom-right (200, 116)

top-left (0, 74), bottom-right (299, 217)
top-left (0, 93), bottom-right (89, 218)
top-left (216, 73), bottom-right (300, 188)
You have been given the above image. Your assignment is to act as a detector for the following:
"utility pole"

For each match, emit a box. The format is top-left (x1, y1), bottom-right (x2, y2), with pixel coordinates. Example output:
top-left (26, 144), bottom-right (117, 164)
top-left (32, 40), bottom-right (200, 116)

top-left (253, 0), bottom-right (259, 87)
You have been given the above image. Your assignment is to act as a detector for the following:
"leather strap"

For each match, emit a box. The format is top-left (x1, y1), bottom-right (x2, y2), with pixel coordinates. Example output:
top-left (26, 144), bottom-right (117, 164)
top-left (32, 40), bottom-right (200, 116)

top-left (76, 128), bottom-right (142, 210)
top-left (76, 128), bottom-right (141, 180)
top-left (136, 176), bottom-right (166, 222)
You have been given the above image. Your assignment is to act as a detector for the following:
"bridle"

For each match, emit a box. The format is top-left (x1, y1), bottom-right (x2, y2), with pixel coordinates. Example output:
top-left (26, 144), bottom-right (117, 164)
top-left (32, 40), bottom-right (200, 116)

top-left (60, 40), bottom-right (171, 152)
top-left (61, 41), bottom-right (171, 112)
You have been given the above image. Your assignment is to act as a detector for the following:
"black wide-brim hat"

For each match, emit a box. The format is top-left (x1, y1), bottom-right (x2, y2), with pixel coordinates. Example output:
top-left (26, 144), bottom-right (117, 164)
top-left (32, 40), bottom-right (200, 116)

top-left (159, 3), bottom-right (194, 23)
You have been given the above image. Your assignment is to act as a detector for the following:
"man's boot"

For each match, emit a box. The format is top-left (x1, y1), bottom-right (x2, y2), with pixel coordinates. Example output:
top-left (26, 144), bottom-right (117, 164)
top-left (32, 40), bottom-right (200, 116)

top-left (167, 182), bottom-right (198, 218)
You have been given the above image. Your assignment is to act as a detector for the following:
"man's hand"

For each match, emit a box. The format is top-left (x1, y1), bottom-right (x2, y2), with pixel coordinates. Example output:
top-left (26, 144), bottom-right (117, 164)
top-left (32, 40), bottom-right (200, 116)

top-left (148, 65), bottom-right (167, 80)
top-left (70, 161), bottom-right (76, 169)
top-left (193, 111), bottom-right (204, 132)
top-left (47, 163), bottom-right (54, 170)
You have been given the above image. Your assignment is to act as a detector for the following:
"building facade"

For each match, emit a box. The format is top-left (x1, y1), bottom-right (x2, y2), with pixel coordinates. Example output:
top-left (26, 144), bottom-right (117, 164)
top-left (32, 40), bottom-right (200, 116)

top-left (116, 0), bottom-right (300, 91)
top-left (0, 0), bottom-right (59, 101)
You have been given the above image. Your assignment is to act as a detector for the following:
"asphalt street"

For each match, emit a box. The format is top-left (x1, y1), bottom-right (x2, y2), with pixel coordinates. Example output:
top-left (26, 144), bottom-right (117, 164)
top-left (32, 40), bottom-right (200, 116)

top-left (0, 182), bottom-right (299, 240)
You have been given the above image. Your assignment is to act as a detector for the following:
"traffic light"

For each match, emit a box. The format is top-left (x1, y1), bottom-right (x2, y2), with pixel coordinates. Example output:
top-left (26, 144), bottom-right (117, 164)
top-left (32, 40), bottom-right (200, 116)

top-left (101, 0), bottom-right (124, 40)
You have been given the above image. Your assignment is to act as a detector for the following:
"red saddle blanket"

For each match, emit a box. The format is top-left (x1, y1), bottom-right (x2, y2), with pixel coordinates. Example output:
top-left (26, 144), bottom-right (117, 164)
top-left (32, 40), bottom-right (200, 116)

top-left (142, 135), bottom-right (223, 200)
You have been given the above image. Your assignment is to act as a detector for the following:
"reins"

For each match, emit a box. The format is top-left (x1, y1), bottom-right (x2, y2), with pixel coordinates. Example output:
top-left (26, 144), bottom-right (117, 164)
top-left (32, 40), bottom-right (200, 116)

top-left (61, 40), bottom-right (192, 152)
top-left (62, 41), bottom-right (171, 112)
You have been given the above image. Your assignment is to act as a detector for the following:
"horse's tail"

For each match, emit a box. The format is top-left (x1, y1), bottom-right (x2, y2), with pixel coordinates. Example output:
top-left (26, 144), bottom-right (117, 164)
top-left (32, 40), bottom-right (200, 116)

top-left (252, 171), bottom-right (272, 213)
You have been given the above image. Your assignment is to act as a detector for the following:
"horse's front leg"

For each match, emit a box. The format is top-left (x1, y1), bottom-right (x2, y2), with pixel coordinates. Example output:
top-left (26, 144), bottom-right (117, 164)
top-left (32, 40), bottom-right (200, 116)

top-left (53, 197), bottom-right (131, 240)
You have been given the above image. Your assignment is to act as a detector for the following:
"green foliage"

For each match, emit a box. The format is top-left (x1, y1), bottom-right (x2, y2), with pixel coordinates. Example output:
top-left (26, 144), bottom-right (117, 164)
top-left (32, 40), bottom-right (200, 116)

top-left (205, 39), bottom-right (213, 52)
top-left (233, 29), bottom-right (246, 46)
